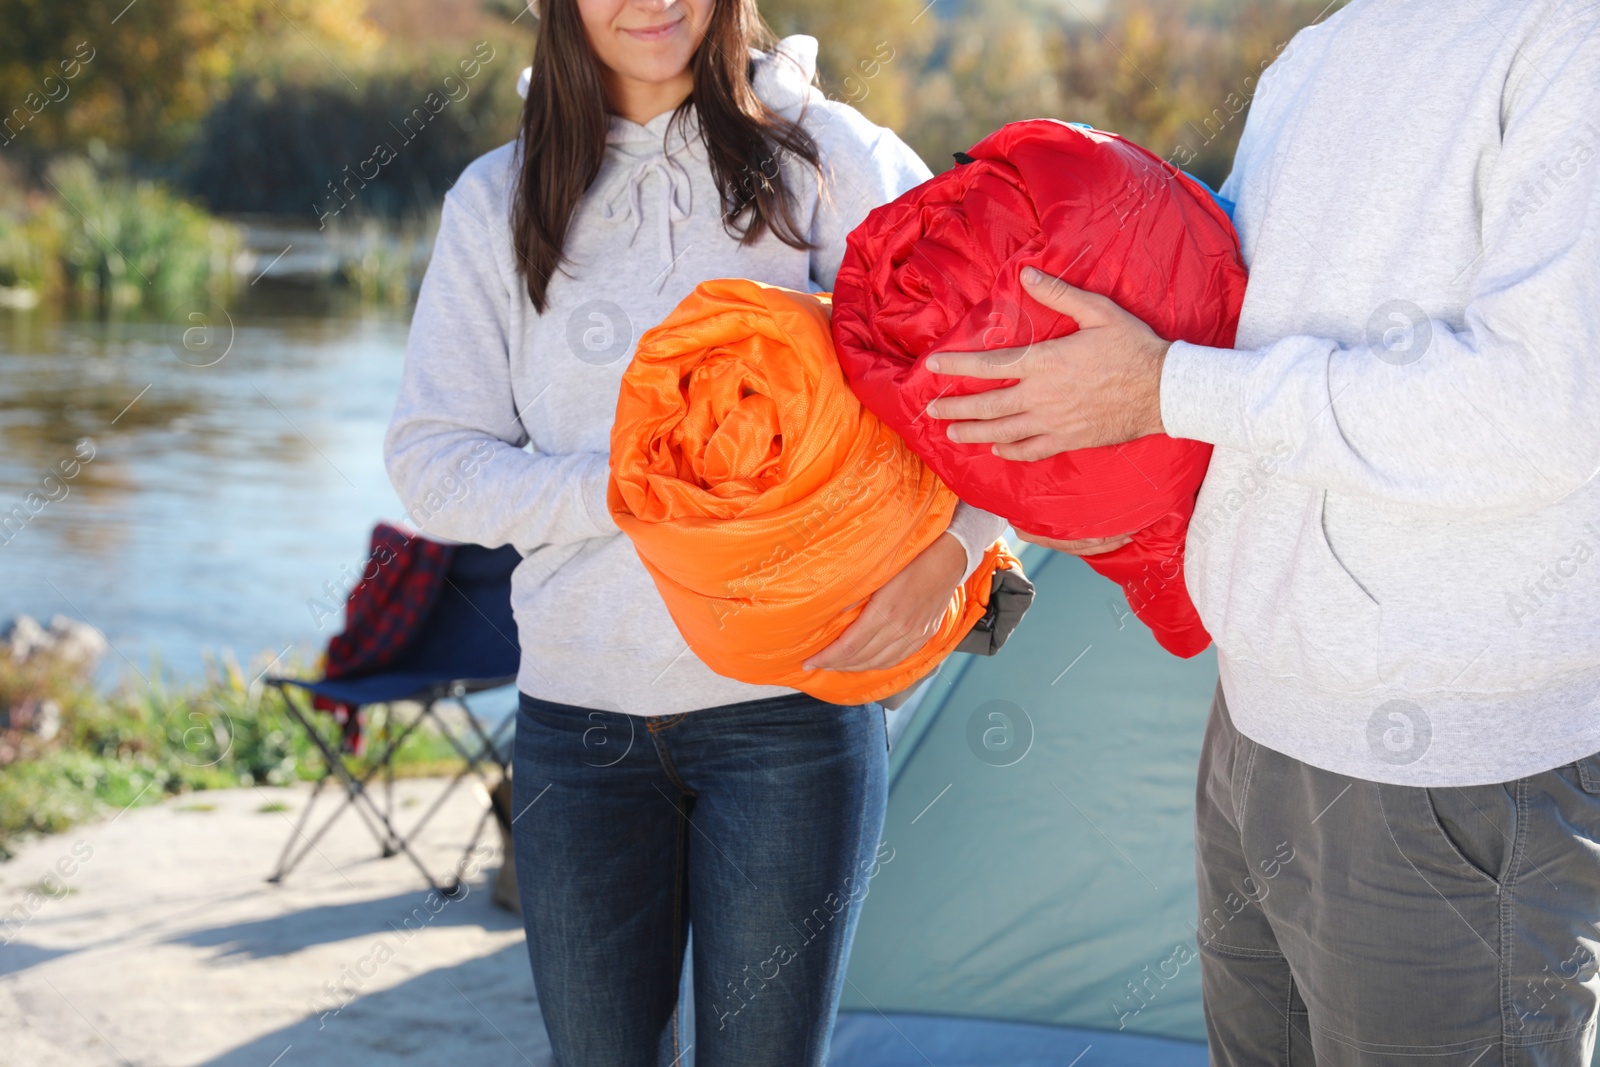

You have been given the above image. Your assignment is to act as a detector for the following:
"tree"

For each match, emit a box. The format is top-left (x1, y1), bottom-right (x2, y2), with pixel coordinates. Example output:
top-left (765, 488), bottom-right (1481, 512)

top-left (0, 0), bottom-right (379, 167)
top-left (759, 0), bottom-right (935, 135)
top-left (1056, 0), bottom-right (1348, 188)
top-left (898, 0), bottom-right (1066, 168)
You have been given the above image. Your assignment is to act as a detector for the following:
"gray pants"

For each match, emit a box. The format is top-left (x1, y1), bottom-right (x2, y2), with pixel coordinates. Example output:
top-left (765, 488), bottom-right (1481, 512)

top-left (1196, 685), bottom-right (1600, 1065)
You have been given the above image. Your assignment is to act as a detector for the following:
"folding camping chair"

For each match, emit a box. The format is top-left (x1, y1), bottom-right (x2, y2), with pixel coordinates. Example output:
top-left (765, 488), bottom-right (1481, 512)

top-left (265, 542), bottom-right (521, 896)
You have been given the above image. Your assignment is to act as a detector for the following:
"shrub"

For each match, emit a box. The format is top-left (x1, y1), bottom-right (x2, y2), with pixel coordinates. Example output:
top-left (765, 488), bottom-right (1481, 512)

top-left (0, 158), bottom-right (238, 310)
top-left (0, 649), bottom-right (475, 859)
top-left (186, 44), bottom-right (523, 223)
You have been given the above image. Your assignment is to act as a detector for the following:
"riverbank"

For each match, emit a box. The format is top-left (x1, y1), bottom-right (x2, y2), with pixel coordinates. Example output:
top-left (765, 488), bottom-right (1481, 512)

top-left (0, 778), bottom-right (547, 1066)
top-left (0, 162), bottom-right (438, 314)
top-left (0, 628), bottom-right (478, 860)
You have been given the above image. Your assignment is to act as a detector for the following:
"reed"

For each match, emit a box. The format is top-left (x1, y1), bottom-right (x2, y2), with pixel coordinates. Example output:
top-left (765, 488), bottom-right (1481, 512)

top-left (0, 648), bottom-right (468, 859)
top-left (0, 159), bottom-right (240, 312)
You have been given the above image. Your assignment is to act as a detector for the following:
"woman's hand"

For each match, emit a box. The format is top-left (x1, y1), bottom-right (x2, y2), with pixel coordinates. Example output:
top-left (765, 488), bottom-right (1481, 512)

top-left (1016, 529), bottom-right (1134, 555)
top-left (804, 533), bottom-right (968, 673)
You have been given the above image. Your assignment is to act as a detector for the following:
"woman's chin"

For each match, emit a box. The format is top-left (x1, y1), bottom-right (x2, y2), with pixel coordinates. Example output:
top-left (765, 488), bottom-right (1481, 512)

top-left (608, 37), bottom-right (698, 84)
top-left (609, 64), bottom-right (695, 97)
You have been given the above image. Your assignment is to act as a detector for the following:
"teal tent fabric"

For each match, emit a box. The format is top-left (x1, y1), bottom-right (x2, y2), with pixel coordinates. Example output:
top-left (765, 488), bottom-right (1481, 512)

top-left (836, 545), bottom-right (1217, 1049)
top-left (830, 1012), bottom-right (1208, 1065)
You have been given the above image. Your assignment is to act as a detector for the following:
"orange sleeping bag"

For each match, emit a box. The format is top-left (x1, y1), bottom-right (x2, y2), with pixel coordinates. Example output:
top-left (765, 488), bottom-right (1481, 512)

top-left (608, 278), bottom-right (1018, 705)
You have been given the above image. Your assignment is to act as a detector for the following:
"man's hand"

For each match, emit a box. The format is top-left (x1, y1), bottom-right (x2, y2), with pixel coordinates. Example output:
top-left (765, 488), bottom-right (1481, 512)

top-left (924, 267), bottom-right (1172, 461)
top-left (1015, 530), bottom-right (1133, 556)
top-left (804, 533), bottom-right (966, 673)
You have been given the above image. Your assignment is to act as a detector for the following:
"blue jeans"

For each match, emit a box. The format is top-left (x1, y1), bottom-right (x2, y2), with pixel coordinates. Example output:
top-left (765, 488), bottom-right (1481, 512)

top-left (511, 691), bottom-right (890, 1067)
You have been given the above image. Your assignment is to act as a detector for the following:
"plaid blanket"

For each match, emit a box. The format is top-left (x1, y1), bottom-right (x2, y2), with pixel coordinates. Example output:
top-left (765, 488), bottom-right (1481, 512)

top-left (314, 523), bottom-right (456, 750)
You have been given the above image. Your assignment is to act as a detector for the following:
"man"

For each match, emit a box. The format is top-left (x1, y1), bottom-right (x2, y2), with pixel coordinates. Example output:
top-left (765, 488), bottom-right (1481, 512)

top-left (924, 1), bottom-right (1600, 1062)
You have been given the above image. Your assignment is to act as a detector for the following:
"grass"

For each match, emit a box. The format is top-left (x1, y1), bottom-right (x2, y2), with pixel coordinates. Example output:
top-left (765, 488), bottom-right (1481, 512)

top-left (325, 212), bottom-right (438, 307)
top-left (0, 649), bottom-right (473, 860)
top-left (0, 158), bottom-right (240, 312)
top-left (0, 160), bottom-right (443, 312)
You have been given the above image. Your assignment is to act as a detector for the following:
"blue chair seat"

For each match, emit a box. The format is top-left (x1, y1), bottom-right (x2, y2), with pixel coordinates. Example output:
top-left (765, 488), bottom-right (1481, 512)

top-left (264, 541), bottom-right (523, 895)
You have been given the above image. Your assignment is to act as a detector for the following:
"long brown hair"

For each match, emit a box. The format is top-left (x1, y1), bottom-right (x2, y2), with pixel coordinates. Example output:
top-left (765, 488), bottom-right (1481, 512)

top-left (511, 0), bottom-right (821, 313)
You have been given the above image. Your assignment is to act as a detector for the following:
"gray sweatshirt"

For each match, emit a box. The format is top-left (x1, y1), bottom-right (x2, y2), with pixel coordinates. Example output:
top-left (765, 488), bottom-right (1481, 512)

top-left (1161, 0), bottom-right (1600, 785)
top-left (385, 36), bottom-right (1006, 715)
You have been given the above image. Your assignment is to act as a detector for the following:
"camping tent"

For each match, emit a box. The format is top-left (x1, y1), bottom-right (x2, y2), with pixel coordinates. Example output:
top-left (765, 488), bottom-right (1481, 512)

top-left (829, 543), bottom-right (1216, 1065)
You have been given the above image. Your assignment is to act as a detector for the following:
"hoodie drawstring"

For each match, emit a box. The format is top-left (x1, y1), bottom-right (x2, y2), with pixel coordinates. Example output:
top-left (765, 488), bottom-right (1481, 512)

top-left (603, 156), bottom-right (693, 288)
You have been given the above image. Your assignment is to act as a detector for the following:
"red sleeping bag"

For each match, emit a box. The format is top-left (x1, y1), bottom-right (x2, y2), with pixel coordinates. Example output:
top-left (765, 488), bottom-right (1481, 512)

top-left (831, 119), bottom-right (1248, 658)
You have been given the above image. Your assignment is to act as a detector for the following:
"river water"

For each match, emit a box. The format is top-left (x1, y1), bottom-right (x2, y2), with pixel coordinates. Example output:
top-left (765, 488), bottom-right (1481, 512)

top-left (0, 295), bottom-right (413, 683)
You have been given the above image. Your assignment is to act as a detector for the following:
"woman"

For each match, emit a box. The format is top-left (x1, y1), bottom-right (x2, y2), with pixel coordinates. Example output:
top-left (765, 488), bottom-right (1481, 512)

top-left (384, 1), bottom-right (1003, 1063)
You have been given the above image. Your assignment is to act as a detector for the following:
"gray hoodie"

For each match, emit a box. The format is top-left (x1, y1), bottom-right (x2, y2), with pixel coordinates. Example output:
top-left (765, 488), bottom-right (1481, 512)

top-left (385, 37), bottom-right (1006, 714)
top-left (1160, 0), bottom-right (1600, 786)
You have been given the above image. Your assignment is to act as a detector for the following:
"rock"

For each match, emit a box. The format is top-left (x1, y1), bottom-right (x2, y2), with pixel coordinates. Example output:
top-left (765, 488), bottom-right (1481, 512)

top-left (45, 615), bottom-right (108, 669)
top-left (492, 856), bottom-right (520, 915)
top-left (2, 615), bottom-right (48, 664)
top-left (0, 283), bottom-right (40, 310)
top-left (0, 614), bottom-right (107, 671)
top-left (489, 775), bottom-right (520, 915)
top-left (33, 698), bottom-right (61, 742)
top-left (1, 697), bottom-right (61, 741)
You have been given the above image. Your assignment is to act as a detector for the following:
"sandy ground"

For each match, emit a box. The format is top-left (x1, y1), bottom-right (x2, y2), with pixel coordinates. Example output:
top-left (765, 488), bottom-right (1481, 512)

top-left (0, 778), bottom-right (554, 1067)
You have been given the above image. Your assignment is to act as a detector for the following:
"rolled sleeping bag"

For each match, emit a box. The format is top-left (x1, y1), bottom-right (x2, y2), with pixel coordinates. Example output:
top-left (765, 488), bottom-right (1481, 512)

top-left (831, 119), bottom-right (1248, 658)
top-left (608, 278), bottom-right (1027, 705)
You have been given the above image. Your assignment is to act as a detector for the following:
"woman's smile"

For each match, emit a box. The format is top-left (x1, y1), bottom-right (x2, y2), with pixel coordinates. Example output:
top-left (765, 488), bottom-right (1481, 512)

top-left (619, 17), bottom-right (684, 43)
